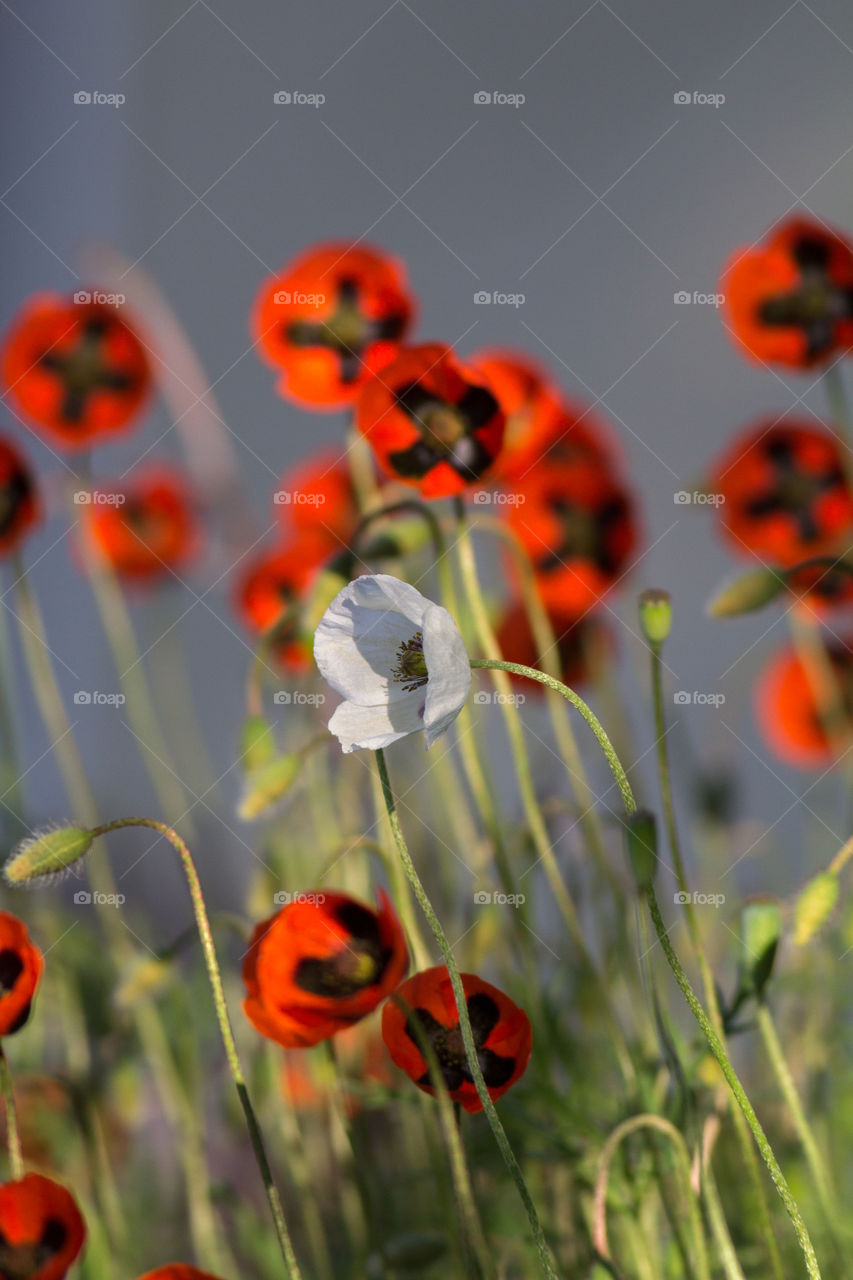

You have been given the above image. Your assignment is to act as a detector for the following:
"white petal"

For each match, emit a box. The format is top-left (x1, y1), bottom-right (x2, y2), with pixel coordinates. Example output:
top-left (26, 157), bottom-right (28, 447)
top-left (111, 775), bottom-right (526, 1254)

top-left (327, 695), bottom-right (425, 753)
top-left (314, 574), bottom-right (428, 706)
top-left (421, 603), bottom-right (471, 749)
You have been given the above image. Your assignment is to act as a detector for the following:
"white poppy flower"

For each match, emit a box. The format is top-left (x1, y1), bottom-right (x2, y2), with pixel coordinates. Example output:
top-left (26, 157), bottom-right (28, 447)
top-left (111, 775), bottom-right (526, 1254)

top-left (313, 574), bottom-right (471, 753)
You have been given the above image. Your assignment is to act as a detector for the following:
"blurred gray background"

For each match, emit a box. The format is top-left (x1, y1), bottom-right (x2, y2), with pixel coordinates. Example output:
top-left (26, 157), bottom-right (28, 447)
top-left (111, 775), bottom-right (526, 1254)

top-left (2, 0), bottom-right (853, 924)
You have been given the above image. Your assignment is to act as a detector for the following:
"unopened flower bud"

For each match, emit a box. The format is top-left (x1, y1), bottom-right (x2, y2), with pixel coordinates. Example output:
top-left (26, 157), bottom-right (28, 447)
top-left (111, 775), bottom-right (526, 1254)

top-left (240, 714), bottom-right (276, 773)
top-left (4, 826), bottom-right (94, 887)
top-left (638, 590), bottom-right (672, 646)
top-left (707, 567), bottom-right (785, 618)
top-left (793, 872), bottom-right (838, 947)
top-left (740, 898), bottom-right (782, 996)
top-left (238, 755), bottom-right (303, 822)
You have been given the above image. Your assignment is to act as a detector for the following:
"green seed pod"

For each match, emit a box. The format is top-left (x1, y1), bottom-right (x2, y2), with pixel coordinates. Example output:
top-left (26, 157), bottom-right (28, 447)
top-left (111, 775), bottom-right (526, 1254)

top-left (638, 590), bottom-right (672, 645)
top-left (4, 826), bottom-right (94, 887)
top-left (238, 755), bottom-right (303, 822)
top-left (707, 567), bottom-right (785, 618)
top-left (793, 872), bottom-right (839, 947)
top-left (625, 810), bottom-right (658, 891)
top-left (740, 898), bottom-right (782, 995)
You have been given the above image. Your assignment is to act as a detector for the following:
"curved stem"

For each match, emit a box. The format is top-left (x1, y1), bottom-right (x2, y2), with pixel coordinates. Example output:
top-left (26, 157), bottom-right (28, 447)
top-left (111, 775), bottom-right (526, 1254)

top-left (593, 1113), bottom-right (709, 1280)
top-left (374, 749), bottom-right (559, 1280)
top-left (88, 817), bottom-right (303, 1279)
top-left (0, 1048), bottom-right (23, 1179)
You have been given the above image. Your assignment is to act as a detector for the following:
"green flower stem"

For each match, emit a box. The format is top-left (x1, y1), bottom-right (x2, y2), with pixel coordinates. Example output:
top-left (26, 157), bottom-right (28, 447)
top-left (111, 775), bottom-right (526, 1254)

top-left (0, 1048), bottom-right (23, 1179)
top-left (703, 1159), bottom-right (748, 1280)
top-left (88, 817), bottom-right (303, 1280)
top-left (593, 1113), bottom-right (709, 1280)
top-left (645, 887), bottom-right (822, 1280)
top-left (648, 639), bottom-right (785, 1280)
top-left (472, 512), bottom-right (618, 892)
top-left (756, 1001), bottom-right (844, 1252)
top-left (374, 749), bottom-right (559, 1280)
top-left (368, 762), bottom-right (432, 970)
top-left (389, 992), bottom-right (494, 1280)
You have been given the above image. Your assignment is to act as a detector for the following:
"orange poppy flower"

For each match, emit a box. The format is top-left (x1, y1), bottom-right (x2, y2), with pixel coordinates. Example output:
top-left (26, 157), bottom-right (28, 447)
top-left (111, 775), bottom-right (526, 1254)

top-left (0, 913), bottom-right (42, 1038)
top-left (136, 1269), bottom-right (225, 1280)
top-left (1, 294), bottom-right (151, 449)
top-left (275, 450), bottom-right (361, 551)
top-left (280, 1022), bottom-right (392, 1114)
top-left (243, 889), bottom-right (408, 1049)
top-left (722, 216), bottom-right (853, 368)
top-left (236, 538), bottom-right (331, 670)
top-left (504, 459), bottom-right (638, 616)
top-left (0, 1173), bottom-right (85, 1280)
top-left (381, 966), bottom-right (532, 1114)
top-left (755, 641), bottom-right (853, 768)
top-left (253, 243), bottom-right (415, 409)
top-left (79, 468), bottom-right (199, 583)
top-left (0, 438), bottom-right (38, 556)
top-left (356, 344), bottom-right (506, 499)
top-left (496, 600), bottom-right (610, 688)
top-left (711, 420), bottom-right (853, 566)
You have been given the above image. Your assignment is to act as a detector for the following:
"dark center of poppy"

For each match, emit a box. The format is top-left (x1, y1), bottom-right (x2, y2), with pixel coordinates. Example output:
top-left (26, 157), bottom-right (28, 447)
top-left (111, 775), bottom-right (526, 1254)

top-left (744, 436), bottom-right (844, 544)
top-left (0, 949), bottom-right (24, 994)
top-left (404, 990), bottom-right (517, 1093)
top-left (758, 236), bottom-right (853, 361)
top-left (0, 470), bottom-right (32, 540)
top-left (391, 630), bottom-right (428, 693)
top-left (293, 901), bottom-right (392, 999)
top-left (0, 1218), bottom-right (67, 1280)
top-left (387, 379), bottom-right (499, 482)
top-left (535, 494), bottom-right (628, 576)
top-left (286, 278), bottom-right (407, 385)
top-left (38, 319), bottom-right (138, 424)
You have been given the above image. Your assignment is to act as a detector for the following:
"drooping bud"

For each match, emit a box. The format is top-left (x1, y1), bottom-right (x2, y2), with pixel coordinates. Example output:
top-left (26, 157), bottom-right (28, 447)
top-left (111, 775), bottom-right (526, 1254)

top-left (793, 872), bottom-right (839, 946)
top-left (4, 826), bottom-right (94, 887)
top-left (638, 590), bottom-right (672, 646)
top-left (303, 560), bottom-right (352, 634)
top-left (240, 714), bottom-right (277, 773)
top-left (739, 898), bottom-right (782, 996)
top-left (238, 755), bottom-right (303, 822)
top-left (361, 516), bottom-right (435, 561)
top-left (707, 567), bottom-right (785, 618)
top-left (625, 809), bottom-right (658, 891)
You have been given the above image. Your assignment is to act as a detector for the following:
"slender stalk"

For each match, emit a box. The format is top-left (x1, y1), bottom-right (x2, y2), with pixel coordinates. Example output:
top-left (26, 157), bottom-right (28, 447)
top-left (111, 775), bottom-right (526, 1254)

top-left (88, 817), bottom-right (303, 1280)
top-left (0, 1048), bottom-right (23, 1179)
top-left (703, 1161), bottom-right (747, 1280)
top-left (593, 1113), bottom-right (709, 1280)
top-left (374, 749), bottom-right (559, 1280)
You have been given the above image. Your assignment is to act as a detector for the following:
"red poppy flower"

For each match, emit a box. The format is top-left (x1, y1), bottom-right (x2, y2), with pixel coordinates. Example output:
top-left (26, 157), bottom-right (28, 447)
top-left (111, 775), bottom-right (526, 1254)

top-left (755, 640), bottom-right (853, 768)
top-left (275, 450), bottom-right (361, 551)
top-left (280, 1022), bottom-right (391, 1114)
top-left (711, 420), bottom-right (853, 566)
top-left (0, 913), bottom-right (42, 1039)
top-left (496, 600), bottom-right (610, 688)
top-left (356, 344), bottom-right (506, 499)
top-left (136, 1269), bottom-right (225, 1280)
top-left (236, 538), bottom-right (331, 670)
top-left (243, 889), bottom-right (408, 1049)
top-left (1, 294), bottom-right (151, 449)
top-left (0, 1173), bottom-right (85, 1280)
top-left (722, 217), bottom-right (853, 368)
top-left (79, 468), bottom-right (200, 583)
top-left (504, 460), bottom-right (638, 616)
top-left (381, 966), bottom-right (532, 1114)
top-left (253, 243), bottom-right (415, 409)
top-left (784, 560), bottom-right (853, 613)
top-left (0, 438), bottom-right (38, 556)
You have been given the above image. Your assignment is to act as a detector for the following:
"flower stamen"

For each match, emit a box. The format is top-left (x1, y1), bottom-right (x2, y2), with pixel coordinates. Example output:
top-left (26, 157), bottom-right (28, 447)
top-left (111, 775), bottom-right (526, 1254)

top-left (392, 630), bottom-right (428, 692)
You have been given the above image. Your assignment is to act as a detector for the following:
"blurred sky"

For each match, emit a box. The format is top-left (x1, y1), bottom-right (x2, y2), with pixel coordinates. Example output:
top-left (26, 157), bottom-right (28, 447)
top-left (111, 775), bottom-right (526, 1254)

top-left (3, 0), bottom-right (853, 917)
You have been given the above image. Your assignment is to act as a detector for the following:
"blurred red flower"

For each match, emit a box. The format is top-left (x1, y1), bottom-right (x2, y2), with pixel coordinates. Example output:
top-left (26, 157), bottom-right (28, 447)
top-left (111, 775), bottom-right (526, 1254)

top-left (0, 913), bottom-right (42, 1039)
top-left (0, 437), bottom-right (38, 556)
top-left (0, 1173), bottom-right (85, 1280)
top-left (755, 640), bottom-right (853, 768)
top-left (79, 468), bottom-right (200, 583)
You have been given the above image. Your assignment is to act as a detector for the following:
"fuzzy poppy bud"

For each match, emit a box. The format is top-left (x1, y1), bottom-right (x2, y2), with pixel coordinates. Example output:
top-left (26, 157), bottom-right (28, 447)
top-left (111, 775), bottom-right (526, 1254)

top-left (240, 714), bottom-right (277, 773)
top-left (793, 872), bottom-right (839, 946)
top-left (238, 754), bottom-right (302, 822)
top-left (4, 825), bottom-right (93, 886)
top-left (361, 516), bottom-right (435, 562)
top-left (303, 562), bottom-right (352, 634)
top-left (707, 567), bottom-right (786, 618)
top-left (740, 899), bottom-right (782, 996)
top-left (638, 590), bottom-right (672, 646)
top-left (624, 809), bottom-right (658, 891)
